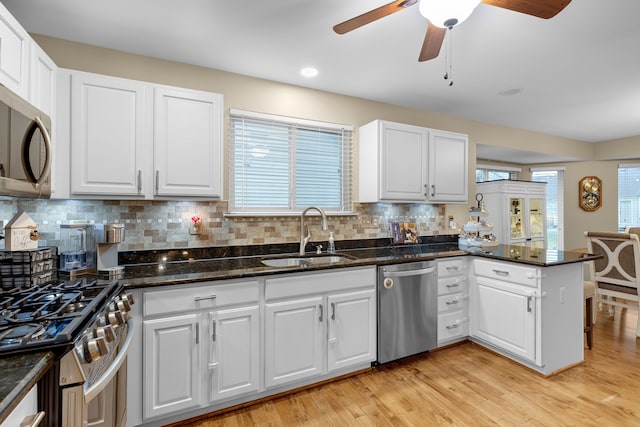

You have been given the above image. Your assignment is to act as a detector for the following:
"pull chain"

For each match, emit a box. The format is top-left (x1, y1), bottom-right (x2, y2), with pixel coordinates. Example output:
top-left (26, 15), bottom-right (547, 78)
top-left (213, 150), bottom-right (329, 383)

top-left (443, 27), bottom-right (454, 86)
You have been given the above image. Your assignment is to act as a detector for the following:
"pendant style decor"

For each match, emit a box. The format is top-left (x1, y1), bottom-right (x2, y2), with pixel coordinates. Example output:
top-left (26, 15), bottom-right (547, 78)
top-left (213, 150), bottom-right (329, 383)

top-left (579, 176), bottom-right (602, 211)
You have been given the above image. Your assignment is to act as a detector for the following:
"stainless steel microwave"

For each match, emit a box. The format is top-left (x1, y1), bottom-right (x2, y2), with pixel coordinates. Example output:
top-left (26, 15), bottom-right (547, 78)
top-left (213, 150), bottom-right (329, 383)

top-left (0, 84), bottom-right (52, 198)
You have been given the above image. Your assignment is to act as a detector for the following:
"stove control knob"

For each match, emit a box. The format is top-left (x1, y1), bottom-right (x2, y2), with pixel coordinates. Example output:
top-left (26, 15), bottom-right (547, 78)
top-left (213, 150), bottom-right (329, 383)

top-left (105, 310), bottom-right (125, 328)
top-left (119, 292), bottom-right (135, 306)
top-left (115, 298), bottom-right (131, 313)
top-left (94, 325), bottom-right (115, 343)
top-left (83, 337), bottom-right (108, 363)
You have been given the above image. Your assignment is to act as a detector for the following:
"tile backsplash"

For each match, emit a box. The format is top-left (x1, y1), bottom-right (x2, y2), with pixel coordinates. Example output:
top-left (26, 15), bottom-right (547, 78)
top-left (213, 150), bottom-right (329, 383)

top-left (0, 199), bottom-right (449, 251)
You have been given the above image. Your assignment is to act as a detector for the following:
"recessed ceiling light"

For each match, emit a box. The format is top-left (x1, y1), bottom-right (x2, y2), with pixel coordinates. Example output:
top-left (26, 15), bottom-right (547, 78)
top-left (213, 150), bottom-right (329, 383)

top-left (300, 67), bottom-right (319, 78)
top-left (499, 88), bottom-right (524, 96)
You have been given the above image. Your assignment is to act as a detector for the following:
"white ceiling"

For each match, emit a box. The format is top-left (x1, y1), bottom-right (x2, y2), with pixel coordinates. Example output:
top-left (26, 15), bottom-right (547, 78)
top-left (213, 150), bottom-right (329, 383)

top-left (4, 0), bottom-right (640, 156)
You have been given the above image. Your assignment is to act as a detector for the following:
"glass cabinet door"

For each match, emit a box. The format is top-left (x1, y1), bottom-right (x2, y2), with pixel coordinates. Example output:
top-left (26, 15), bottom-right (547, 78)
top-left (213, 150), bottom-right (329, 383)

top-left (509, 197), bottom-right (525, 239)
top-left (529, 197), bottom-right (545, 239)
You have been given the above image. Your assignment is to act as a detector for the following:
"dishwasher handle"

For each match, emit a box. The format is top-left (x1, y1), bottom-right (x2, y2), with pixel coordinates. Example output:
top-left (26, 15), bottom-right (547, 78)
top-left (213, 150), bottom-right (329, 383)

top-left (382, 266), bottom-right (436, 278)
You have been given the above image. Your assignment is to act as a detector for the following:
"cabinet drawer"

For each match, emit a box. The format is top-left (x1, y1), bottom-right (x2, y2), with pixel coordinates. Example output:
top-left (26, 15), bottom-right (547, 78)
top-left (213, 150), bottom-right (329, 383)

top-left (438, 292), bottom-right (466, 313)
top-left (473, 259), bottom-right (538, 288)
top-left (438, 311), bottom-right (467, 342)
top-left (438, 276), bottom-right (467, 295)
top-left (265, 267), bottom-right (376, 300)
top-left (143, 280), bottom-right (259, 317)
top-left (437, 258), bottom-right (466, 277)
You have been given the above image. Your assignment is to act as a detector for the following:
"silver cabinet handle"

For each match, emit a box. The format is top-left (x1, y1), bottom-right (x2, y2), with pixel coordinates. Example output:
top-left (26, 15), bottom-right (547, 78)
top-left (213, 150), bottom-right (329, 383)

top-left (446, 266), bottom-right (459, 271)
top-left (137, 170), bottom-right (142, 192)
top-left (331, 302), bottom-right (336, 320)
top-left (20, 411), bottom-right (45, 427)
top-left (155, 170), bottom-right (159, 194)
top-left (195, 322), bottom-right (200, 345)
top-left (195, 295), bottom-right (217, 303)
top-left (319, 304), bottom-right (323, 322)
top-left (212, 320), bottom-right (216, 342)
top-left (431, 184), bottom-right (435, 197)
top-left (492, 269), bottom-right (510, 276)
top-left (424, 184), bottom-right (428, 197)
top-left (446, 282), bottom-right (460, 288)
top-left (527, 295), bottom-right (533, 312)
top-left (446, 300), bottom-right (459, 306)
top-left (446, 321), bottom-right (461, 330)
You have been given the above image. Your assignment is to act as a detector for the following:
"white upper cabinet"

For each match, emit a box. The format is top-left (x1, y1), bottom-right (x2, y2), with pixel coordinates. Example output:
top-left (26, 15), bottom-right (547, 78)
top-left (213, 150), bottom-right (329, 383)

top-left (359, 120), bottom-right (428, 202)
top-left (154, 86), bottom-right (222, 197)
top-left (0, 2), bottom-right (30, 99)
top-left (70, 71), bottom-right (147, 196)
top-left (427, 129), bottom-right (468, 202)
top-left (62, 69), bottom-right (223, 198)
top-left (359, 119), bottom-right (468, 203)
top-left (29, 42), bottom-right (57, 117)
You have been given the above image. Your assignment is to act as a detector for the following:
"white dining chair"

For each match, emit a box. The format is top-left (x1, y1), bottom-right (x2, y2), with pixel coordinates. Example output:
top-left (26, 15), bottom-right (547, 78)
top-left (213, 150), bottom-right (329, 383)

top-left (584, 231), bottom-right (640, 337)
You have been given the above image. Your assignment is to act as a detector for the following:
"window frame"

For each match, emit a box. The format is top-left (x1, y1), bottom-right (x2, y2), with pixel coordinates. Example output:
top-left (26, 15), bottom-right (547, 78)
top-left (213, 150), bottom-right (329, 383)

top-left (228, 109), bottom-right (353, 215)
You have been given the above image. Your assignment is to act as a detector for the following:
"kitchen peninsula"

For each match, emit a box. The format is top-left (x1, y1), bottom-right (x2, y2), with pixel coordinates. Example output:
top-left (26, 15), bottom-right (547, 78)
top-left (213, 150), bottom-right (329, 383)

top-left (115, 237), bottom-right (597, 427)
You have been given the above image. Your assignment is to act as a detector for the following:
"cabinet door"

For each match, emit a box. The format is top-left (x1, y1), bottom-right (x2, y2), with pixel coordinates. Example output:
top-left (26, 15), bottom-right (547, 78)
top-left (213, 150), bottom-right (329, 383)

top-left (470, 276), bottom-right (536, 362)
top-left (379, 121), bottom-right (428, 201)
top-left (154, 87), bottom-right (223, 197)
top-left (427, 129), bottom-right (468, 202)
top-left (265, 296), bottom-right (323, 388)
top-left (327, 289), bottom-right (376, 372)
top-left (0, 3), bottom-right (29, 99)
top-left (206, 305), bottom-right (260, 403)
top-left (143, 314), bottom-right (200, 419)
top-left (71, 72), bottom-right (146, 196)
top-left (29, 42), bottom-right (56, 116)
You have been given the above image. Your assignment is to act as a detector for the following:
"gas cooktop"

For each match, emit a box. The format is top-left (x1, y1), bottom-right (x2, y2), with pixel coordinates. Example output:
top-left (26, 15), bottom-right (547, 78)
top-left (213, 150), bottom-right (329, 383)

top-left (0, 279), bottom-right (122, 356)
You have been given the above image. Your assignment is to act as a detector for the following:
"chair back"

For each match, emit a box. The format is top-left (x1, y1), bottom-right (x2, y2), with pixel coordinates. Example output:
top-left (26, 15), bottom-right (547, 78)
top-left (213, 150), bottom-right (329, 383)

top-left (584, 231), bottom-right (640, 290)
top-left (625, 226), bottom-right (640, 237)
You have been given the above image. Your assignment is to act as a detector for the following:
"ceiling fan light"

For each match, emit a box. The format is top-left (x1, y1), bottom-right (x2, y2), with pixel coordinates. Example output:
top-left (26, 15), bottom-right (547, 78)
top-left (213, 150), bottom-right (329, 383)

top-left (418, 0), bottom-right (481, 28)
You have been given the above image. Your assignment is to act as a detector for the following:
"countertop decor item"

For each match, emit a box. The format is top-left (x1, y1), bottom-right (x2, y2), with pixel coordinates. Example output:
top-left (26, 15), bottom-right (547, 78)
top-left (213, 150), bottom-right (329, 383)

top-left (579, 176), bottom-right (602, 211)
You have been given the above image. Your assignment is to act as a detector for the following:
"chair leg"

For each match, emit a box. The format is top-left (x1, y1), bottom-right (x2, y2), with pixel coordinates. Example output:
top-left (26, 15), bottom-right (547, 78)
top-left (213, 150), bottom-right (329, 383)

top-left (585, 296), bottom-right (593, 349)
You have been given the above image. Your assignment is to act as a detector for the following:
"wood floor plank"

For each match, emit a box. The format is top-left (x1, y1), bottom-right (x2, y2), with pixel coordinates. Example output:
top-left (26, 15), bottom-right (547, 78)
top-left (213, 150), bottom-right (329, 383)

top-left (174, 308), bottom-right (640, 426)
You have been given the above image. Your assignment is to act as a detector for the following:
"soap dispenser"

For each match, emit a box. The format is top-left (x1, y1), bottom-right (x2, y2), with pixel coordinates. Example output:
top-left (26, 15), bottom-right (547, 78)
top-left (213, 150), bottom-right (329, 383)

top-left (328, 232), bottom-right (336, 254)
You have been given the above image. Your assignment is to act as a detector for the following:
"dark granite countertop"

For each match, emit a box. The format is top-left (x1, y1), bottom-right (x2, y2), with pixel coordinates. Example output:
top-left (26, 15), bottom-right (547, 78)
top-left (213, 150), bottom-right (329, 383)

top-left (0, 352), bottom-right (53, 424)
top-left (119, 237), bottom-right (598, 289)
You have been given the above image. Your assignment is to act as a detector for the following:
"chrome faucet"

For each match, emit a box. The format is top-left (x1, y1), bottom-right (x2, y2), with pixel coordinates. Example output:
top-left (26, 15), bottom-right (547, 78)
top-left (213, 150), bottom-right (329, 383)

top-left (299, 206), bottom-right (328, 255)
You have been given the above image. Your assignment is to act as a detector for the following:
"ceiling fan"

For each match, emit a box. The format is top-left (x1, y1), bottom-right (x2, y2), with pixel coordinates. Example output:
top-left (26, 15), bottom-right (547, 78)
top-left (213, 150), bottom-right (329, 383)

top-left (333, 0), bottom-right (572, 62)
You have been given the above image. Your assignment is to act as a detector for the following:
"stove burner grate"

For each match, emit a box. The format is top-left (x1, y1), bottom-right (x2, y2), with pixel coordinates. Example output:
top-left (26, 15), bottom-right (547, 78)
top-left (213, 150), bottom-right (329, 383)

top-left (0, 323), bottom-right (46, 345)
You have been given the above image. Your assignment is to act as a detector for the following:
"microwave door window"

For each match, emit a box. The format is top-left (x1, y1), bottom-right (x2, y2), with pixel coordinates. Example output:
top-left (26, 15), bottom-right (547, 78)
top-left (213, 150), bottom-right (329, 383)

top-left (9, 113), bottom-right (48, 183)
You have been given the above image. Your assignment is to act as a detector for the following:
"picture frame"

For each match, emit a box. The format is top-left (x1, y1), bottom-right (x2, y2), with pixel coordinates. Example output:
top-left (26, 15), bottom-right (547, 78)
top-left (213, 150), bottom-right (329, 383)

top-left (579, 176), bottom-right (602, 211)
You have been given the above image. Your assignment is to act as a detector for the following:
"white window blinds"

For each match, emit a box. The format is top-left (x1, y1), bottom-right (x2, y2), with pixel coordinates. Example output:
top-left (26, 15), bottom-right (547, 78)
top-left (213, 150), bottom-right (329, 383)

top-left (229, 109), bottom-right (352, 214)
top-left (618, 164), bottom-right (640, 231)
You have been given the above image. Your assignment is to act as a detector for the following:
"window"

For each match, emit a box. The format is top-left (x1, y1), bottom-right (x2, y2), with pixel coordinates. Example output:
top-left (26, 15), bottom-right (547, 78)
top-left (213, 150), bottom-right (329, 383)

top-left (229, 109), bottom-right (352, 214)
top-left (476, 164), bottom-right (520, 182)
top-left (531, 168), bottom-right (564, 250)
top-left (618, 164), bottom-right (640, 231)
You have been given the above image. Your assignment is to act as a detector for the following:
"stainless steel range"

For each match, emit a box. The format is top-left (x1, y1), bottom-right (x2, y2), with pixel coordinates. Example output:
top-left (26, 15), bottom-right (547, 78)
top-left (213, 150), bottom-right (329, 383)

top-left (0, 278), bottom-right (134, 427)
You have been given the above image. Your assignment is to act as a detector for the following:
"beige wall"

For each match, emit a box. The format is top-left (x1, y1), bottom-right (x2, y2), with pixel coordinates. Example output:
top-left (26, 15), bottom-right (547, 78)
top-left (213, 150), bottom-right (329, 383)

top-left (33, 35), bottom-right (640, 250)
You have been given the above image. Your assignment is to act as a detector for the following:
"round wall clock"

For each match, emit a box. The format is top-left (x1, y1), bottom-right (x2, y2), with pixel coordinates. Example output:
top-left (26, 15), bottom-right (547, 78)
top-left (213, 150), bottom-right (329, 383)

top-left (579, 176), bottom-right (602, 211)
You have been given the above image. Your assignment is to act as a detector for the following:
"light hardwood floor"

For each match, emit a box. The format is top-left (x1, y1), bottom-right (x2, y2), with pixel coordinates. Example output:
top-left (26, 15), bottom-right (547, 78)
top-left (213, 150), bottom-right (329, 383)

top-left (174, 308), bottom-right (640, 426)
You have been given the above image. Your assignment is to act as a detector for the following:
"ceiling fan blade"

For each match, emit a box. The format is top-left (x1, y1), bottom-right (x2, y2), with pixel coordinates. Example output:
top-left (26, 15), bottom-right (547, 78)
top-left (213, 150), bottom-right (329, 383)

top-left (333, 0), bottom-right (418, 35)
top-left (418, 23), bottom-right (446, 62)
top-left (481, 0), bottom-right (572, 19)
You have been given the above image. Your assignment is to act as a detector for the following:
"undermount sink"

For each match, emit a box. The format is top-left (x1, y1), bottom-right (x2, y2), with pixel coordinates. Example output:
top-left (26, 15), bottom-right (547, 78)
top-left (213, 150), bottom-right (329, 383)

top-left (261, 255), bottom-right (350, 268)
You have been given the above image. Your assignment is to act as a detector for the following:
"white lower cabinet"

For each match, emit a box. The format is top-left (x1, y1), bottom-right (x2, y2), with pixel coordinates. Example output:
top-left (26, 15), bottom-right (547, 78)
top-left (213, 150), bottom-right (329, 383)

top-left (143, 314), bottom-right (200, 418)
top-left (206, 305), bottom-right (260, 403)
top-left (141, 279), bottom-right (259, 421)
top-left (264, 267), bottom-right (377, 389)
top-left (471, 275), bottom-right (536, 361)
top-left (265, 296), bottom-right (324, 387)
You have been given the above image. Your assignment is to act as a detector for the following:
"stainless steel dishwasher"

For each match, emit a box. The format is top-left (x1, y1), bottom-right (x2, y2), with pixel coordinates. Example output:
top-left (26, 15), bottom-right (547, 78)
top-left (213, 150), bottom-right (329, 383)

top-left (377, 260), bottom-right (438, 364)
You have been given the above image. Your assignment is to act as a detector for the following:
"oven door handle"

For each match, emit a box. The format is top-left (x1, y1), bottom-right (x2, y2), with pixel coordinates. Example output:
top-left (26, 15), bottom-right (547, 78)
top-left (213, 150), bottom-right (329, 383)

top-left (84, 318), bottom-right (134, 403)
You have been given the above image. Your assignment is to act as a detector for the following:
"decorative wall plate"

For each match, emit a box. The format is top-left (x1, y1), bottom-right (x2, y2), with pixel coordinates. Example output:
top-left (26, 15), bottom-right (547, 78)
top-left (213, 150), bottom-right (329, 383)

top-left (579, 176), bottom-right (602, 211)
